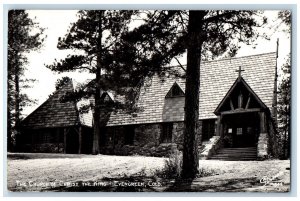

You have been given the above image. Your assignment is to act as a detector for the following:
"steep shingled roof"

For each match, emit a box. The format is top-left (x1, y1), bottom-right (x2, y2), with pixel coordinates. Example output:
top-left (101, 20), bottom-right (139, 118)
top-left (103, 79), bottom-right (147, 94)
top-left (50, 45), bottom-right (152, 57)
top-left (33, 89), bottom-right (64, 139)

top-left (105, 52), bottom-right (277, 126)
top-left (21, 80), bottom-right (93, 128)
top-left (21, 52), bottom-right (277, 128)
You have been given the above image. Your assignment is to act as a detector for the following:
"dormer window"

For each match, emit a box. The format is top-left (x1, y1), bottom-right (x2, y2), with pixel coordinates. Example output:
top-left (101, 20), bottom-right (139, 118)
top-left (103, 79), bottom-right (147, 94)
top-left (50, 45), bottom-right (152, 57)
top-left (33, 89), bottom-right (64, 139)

top-left (101, 92), bottom-right (114, 103)
top-left (103, 94), bottom-right (111, 102)
top-left (165, 82), bottom-right (185, 98)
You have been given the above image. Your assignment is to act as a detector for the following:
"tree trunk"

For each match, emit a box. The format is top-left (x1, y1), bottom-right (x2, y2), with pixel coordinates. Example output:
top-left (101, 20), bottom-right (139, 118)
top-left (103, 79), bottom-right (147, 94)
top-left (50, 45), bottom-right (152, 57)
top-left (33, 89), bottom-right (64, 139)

top-left (7, 110), bottom-right (12, 152)
top-left (7, 75), bottom-right (13, 151)
top-left (283, 105), bottom-right (289, 159)
top-left (12, 67), bottom-right (21, 152)
top-left (181, 11), bottom-right (206, 179)
top-left (92, 66), bottom-right (101, 154)
top-left (15, 73), bottom-right (20, 126)
top-left (92, 10), bottom-right (104, 154)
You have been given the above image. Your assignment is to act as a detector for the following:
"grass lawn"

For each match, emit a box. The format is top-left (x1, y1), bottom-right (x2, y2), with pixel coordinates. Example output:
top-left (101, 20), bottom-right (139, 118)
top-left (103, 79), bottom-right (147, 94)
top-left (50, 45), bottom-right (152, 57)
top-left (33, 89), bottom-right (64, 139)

top-left (7, 153), bottom-right (290, 192)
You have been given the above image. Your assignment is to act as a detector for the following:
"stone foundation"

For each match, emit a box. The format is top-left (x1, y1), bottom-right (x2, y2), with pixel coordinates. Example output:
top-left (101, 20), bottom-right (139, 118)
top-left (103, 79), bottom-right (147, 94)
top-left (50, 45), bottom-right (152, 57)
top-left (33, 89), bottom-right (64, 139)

top-left (257, 133), bottom-right (268, 160)
top-left (200, 136), bottom-right (221, 159)
top-left (100, 121), bottom-right (205, 157)
top-left (29, 143), bottom-right (64, 153)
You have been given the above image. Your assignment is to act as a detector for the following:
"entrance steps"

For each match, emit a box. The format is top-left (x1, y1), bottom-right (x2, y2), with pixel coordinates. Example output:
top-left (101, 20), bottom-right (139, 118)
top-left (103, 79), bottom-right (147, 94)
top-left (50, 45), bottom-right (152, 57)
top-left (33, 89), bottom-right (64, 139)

top-left (208, 147), bottom-right (257, 161)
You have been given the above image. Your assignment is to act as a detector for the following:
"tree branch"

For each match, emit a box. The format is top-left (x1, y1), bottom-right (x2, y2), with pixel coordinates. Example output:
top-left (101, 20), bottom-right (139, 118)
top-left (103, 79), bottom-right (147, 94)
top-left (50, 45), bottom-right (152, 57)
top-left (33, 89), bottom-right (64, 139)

top-left (174, 57), bottom-right (186, 72)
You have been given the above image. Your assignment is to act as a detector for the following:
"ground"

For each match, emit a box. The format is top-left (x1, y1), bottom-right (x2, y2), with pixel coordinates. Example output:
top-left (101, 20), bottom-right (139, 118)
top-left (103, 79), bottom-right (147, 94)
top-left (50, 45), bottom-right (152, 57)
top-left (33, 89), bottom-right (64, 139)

top-left (7, 153), bottom-right (290, 192)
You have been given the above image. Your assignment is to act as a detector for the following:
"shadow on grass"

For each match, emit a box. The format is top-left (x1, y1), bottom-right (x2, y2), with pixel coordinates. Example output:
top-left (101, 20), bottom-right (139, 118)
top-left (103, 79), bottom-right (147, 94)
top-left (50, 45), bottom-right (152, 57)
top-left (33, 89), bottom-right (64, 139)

top-left (7, 152), bottom-right (98, 160)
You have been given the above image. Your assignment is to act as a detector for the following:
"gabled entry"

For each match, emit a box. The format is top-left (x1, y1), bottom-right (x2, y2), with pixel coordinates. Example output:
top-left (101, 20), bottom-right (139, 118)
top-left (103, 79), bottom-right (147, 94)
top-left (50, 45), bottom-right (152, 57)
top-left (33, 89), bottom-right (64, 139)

top-left (214, 68), bottom-right (269, 148)
top-left (214, 77), bottom-right (267, 115)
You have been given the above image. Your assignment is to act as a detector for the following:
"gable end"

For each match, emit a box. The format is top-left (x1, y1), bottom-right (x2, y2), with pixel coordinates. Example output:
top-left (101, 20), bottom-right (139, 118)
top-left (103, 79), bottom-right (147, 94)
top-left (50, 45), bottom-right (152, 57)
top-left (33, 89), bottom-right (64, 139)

top-left (214, 77), bottom-right (268, 115)
top-left (165, 82), bottom-right (185, 98)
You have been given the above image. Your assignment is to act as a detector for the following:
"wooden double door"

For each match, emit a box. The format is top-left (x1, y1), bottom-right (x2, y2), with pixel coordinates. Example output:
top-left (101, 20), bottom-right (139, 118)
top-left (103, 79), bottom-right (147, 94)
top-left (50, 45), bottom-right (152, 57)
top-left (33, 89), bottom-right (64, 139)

top-left (223, 112), bottom-right (260, 148)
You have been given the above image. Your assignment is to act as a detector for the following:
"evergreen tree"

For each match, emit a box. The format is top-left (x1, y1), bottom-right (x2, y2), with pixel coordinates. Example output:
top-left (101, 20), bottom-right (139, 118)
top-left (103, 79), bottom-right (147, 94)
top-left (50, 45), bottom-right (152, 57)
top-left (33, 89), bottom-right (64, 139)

top-left (47, 10), bottom-right (138, 154)
top-left (277, 59), bottom-right (291, 159)
top-left (277, 10), bottom-right (291, 159)
top-left (278, 10), bottom-right (291, 32)
top-left (182, 10), bottom-right (264, 179)
top-left (7, 10), bottom-right (45, 151)
top-left (120, 10), bottom-right (265, 179)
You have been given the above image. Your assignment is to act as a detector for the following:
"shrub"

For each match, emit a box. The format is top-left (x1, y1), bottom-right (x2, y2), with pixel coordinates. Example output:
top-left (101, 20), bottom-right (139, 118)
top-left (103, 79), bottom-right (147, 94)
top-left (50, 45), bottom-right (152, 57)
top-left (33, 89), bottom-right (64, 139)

top-left (197, 167), bottom-right (218, 177)
top-left (156, 149), bottom-right (183, 179)
top-left (155, 148), bottom-right (220, 179)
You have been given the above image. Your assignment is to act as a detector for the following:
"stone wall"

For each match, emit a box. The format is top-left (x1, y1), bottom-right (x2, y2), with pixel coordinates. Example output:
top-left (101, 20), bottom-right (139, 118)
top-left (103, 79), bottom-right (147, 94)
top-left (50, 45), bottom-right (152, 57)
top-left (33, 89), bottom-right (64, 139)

top-left (18, 128), bottom-right (65, 153)
top-left (200, 136), bottom-right (222, 160)
top-left (257, 115), bottom-right (281, 159)
top-left (100, 121), bottom-right (203, 157)
top-left (267, 117), bottom-right (282, 158)
top-left (28, 143), bottom-right (64, 153)
top-left (172, 122), bottom-right (185, 150)
top-left (257, 133), bottom-right (268, 160)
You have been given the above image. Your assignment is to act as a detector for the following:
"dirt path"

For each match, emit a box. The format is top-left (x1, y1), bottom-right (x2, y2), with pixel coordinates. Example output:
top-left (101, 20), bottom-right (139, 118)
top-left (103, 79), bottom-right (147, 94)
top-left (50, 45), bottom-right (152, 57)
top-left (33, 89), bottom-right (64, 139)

top-left (7, 153), bottom-right (290, 192)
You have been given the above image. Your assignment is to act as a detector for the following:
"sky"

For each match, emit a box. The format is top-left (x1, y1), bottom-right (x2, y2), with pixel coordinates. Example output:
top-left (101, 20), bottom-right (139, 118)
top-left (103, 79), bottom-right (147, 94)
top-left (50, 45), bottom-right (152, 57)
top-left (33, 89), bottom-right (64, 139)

top-left (23, 10), bottom-right (93, 115)
top-left (21, 10), bottom-right (291, 116)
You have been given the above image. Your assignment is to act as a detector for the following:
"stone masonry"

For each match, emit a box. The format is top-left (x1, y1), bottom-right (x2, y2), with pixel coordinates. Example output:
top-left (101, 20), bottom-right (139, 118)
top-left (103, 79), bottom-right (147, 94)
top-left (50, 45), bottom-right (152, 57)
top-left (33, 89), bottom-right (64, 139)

top-left (100, 121), bottom-right (204, 157)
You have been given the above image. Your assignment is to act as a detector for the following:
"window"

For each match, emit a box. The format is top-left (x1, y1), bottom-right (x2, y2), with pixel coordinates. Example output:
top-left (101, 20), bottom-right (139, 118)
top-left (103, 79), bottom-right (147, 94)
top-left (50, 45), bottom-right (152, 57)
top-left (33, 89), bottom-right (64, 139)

top-left (171, 85), bottom-right (181, 96)
top-left (228, 128), bottom-right (233, 133)
top-left (246, 127), bottom-right (253, 135)
top-left (104, 95), bottom-right (111, 102)
top-left (165, 83), bottom-right (184, 98)
top-left (37, 130), bottom-right (53, 143)
top-left (236, 128), bottom-right (243, 135)
top-left (124, 126), bottom-right (135, 145)
top-left (202, 119), bottom-right (216, 141)
top-left (161, 123), bottom-right (173, 143)
top-left (101, 92), bottom-right (114, 103)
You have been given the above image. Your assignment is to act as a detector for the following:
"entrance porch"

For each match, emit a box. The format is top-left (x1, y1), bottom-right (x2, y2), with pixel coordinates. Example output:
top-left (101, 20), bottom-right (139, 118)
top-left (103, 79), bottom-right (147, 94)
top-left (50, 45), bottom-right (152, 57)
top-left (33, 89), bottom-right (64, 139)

top-left (220, 111), bottom-right (260, 148)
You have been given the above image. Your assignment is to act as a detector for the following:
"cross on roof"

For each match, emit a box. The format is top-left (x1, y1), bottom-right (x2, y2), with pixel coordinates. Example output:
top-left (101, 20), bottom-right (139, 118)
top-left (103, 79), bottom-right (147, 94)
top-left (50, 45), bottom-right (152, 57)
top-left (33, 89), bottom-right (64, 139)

top-left (235, 66), bottom-right (245, 79)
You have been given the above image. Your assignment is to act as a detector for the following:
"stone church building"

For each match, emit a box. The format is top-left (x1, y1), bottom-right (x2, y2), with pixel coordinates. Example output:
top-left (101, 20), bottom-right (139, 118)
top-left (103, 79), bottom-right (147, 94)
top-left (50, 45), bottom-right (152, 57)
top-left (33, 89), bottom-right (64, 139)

top-left (19, 52), bottom-right (279, 160)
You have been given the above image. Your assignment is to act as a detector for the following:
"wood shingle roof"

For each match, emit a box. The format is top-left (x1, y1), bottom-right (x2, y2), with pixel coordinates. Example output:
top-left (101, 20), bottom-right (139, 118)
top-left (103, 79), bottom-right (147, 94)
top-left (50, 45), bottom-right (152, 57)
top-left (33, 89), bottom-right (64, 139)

top-left (21, 80), bottom-right (93, 128)
top-left (105, 52), bottom-right (277, 126)
top-left (22, 52), bottom-right (277, 128)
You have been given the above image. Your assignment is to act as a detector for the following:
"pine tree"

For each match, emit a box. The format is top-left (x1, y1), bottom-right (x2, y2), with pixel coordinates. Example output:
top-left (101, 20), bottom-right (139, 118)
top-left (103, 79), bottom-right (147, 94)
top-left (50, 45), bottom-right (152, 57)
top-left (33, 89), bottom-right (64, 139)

top-left (120, 10), bottom-right (264, 179)
top-left (47, 10), bottom-right (138, 154)
top-left (276, 10), bottom-right (291, 159)
top-left (7, 10), bottom-right (45, 151)
top-left (277, 59), bottom-right (291, 159)
top-left (177, 10), bottom-right (264, 179)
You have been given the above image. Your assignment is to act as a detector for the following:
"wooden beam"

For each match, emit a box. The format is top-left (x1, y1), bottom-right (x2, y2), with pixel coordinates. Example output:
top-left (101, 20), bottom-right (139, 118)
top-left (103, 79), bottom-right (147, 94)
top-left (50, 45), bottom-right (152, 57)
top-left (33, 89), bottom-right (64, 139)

top-left (73, 127), bottom-right (79, 135)
top-left (78, 126), bottom-right (82, 154)
top-left (229, 98), bottom-right (234, 110)
top-left (214, 119), bottom-right (218, 136)
top-left (216, 116), bottom-right (222, 136)
top-left (245, 95), bottom-right (251, 109)
top-left (220, 122), bottom-right (224, 138)
top-left (221, 108), bottom-right (261, 115)
top-left (56, 128), bottom-right (60, 153)
top-left (64, 128), bottom-right (67, 154)
top-left (260, 112), bottom-right (267, 133)
top-left (222, 123), bottom-right (227, 139)
top-left (238, 92), bottom-right (243, 108)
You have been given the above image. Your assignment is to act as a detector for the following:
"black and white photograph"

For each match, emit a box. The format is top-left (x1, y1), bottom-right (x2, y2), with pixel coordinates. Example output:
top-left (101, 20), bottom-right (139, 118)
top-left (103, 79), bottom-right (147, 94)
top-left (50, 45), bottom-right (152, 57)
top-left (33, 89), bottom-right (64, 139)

top-left (5, 8), bottom-right (292, 193)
